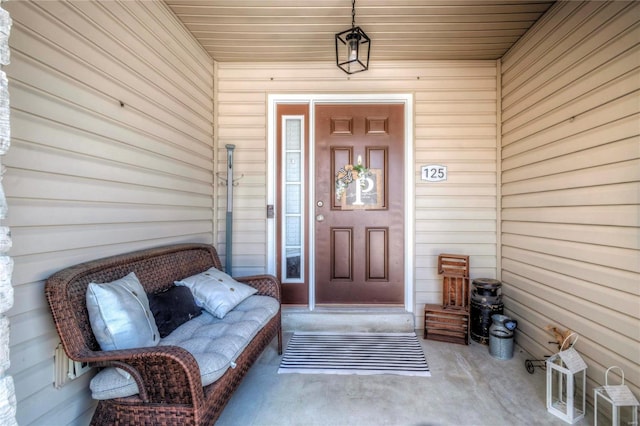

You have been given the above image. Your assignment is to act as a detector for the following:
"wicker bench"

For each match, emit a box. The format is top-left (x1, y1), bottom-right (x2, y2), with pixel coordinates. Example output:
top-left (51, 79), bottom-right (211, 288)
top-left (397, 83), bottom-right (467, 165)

top-left (45, 243), bottom-right (282, 425)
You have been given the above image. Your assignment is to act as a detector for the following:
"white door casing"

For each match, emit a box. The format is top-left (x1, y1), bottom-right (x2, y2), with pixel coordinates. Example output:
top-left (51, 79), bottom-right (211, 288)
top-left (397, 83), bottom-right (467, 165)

top-left (267, 94), bottom-right (414, 312)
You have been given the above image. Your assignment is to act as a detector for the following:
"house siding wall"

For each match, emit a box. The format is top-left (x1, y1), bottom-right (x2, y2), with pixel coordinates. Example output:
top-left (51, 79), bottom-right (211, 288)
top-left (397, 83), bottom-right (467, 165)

top-left (3, 1), bottom-right (213, 424)
top-left (215, 61), bottom-right (499, 320)
top-left (501, 0), bottom-right (640, 400)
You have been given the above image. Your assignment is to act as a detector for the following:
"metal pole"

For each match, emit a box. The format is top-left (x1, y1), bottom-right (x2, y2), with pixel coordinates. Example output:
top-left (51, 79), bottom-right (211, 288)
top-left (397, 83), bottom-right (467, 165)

top-left (225, 144), bottom-right (235, 273)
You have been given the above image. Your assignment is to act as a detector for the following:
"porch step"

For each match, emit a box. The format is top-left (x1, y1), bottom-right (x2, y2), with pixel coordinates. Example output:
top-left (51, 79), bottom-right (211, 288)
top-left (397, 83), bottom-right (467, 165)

top-left (282, 307), bottom-right (415, 333)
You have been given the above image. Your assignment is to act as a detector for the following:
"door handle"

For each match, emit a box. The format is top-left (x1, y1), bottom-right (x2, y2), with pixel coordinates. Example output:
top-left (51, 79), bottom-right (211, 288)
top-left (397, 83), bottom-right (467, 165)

top-left (316, 214), bottom-right (325, 222)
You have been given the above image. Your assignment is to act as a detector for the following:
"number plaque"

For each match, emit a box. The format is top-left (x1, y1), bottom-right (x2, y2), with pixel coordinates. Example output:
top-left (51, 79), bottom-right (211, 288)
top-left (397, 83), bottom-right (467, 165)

top-left (421, 165), bottom-right (447, 182)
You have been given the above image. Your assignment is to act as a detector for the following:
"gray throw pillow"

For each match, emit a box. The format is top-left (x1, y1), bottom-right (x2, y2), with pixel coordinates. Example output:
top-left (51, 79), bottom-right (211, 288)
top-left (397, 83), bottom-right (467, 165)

top-left (86, 272), bottom-right (159, 351)
top-left (175, 267), bottom-right (257, 318)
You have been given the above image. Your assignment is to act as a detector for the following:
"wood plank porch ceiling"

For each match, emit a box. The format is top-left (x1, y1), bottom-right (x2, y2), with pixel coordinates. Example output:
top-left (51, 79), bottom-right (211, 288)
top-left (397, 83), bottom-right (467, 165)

top-left (164, 0), bottom-right (556, 62)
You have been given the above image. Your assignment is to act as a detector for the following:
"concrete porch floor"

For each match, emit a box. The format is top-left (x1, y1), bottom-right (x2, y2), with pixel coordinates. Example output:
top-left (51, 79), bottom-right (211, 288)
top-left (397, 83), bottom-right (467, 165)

top-left (216, 330), bottom-right (593, 426)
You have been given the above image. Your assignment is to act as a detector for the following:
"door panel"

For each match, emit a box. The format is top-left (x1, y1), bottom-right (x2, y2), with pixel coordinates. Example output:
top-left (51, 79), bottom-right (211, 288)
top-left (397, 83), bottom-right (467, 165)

top-left (331, 228), bottom-right (352, 280)
top-left (315, 103), bottom-right (404, 305)
top-left (366, 227), bottom-right (388, 280)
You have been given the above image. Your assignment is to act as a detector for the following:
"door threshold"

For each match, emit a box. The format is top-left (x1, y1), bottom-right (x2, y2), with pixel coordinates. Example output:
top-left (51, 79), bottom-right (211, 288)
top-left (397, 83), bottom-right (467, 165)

top-left (313, 305), bottom-right (406, 312)
top-left (282, 305), bottom-right (407, 313)
top-left (282, 306), bottom-right (415, 333)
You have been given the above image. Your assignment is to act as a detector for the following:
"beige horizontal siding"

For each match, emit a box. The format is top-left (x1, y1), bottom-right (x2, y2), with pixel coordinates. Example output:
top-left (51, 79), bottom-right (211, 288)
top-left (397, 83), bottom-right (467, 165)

top-left (3, 1), bottom-right (213, 424)
top-left (215, 60), bottom-right (498, 317)
top-left (501, 0), bottom-right (640, 405)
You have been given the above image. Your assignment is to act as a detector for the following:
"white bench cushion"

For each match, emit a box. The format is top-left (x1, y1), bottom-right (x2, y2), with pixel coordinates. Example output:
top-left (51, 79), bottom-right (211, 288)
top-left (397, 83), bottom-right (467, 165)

top-left (90, 295), bottom-right (279, 400)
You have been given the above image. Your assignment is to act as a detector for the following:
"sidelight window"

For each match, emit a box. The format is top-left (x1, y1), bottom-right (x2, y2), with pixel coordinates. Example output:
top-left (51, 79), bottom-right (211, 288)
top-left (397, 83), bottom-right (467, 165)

top-left (281, 116), bottom-right (305, 283)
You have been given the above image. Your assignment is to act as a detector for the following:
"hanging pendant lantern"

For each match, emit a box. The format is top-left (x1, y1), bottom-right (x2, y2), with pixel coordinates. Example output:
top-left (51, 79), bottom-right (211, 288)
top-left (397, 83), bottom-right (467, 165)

top-left (335, 0), bottom-right (370, 74)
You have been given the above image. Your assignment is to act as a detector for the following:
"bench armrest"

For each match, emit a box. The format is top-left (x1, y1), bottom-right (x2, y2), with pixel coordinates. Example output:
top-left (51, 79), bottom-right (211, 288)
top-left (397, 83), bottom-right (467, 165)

top-left (79, 345), bottom-right (205, 406)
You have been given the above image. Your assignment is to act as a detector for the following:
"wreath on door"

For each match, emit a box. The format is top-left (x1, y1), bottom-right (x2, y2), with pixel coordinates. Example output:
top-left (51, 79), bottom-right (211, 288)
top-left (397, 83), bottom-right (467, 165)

top-left (335, 163), bottom-right (369, 201)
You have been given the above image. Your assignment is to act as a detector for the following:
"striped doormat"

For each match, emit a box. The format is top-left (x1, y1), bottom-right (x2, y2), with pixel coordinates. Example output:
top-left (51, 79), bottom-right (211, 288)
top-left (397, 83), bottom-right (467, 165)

top-left (278, 332), bottom-right (430, 377)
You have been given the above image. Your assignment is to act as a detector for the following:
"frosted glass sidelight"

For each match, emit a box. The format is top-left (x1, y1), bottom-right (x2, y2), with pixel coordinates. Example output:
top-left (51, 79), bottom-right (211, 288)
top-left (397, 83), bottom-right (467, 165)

top-left (285, 119), bottom-right (301, 150)
top-left (285, 184), bottom-right (301, 214)
top-left (281, 116), bottom-right (305, 283)
top-left (286, 152), bottom-right (301, 181)
top-left (285, 248), bottom-right (301, 279)
top-left (285, 217), bottom-right (301, 246)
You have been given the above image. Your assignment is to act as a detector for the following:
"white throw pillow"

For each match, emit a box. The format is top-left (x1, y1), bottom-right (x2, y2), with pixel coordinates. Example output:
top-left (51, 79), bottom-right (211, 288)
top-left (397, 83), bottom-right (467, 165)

top-left (175, 267), bottom-right (257, 318)
top-left (86, 272), bottom-right (160, 351)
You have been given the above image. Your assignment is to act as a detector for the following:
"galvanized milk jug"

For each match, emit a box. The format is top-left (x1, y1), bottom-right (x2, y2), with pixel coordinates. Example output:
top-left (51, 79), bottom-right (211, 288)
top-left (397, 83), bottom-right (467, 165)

top-left (489, 314), bottom-right (517, 359)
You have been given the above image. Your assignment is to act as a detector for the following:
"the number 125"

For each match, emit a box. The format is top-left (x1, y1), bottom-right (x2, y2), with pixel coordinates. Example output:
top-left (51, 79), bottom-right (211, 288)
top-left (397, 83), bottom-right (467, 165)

top-left (421, 165), bottom-right (447, 182)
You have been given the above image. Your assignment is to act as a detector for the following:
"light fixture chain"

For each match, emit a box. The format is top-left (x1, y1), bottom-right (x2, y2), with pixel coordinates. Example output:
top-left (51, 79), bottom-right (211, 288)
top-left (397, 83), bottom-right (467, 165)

top-left (351, 0), bottom-right (356, 28)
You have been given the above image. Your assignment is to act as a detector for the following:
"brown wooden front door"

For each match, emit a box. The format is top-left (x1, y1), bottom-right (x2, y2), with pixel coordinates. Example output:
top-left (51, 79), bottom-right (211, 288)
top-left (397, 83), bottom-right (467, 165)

top-left (314, 103), bottom-right (404, 305)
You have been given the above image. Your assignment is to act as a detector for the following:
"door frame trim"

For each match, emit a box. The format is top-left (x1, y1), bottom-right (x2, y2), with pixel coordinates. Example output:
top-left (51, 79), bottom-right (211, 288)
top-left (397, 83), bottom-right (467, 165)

top-left (267, 93), bottom-right (414, 313)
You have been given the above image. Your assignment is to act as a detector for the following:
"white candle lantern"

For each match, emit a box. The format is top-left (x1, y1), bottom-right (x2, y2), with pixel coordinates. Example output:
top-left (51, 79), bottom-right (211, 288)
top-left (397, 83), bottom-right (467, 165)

top-left (546, 335), bottom-right (587, 424)
top-left (594, 366), bottom-right (639, 426)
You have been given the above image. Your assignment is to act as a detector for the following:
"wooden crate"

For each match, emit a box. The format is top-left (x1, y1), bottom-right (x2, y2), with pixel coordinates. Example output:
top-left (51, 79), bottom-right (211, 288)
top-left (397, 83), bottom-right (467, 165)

top-left (437, 254), bottom-right (470, 309)
top-left (442, 275), bottom-right (470, 309)
top-left (423, 304), bottom-right (469, 345)
top-left (437, 253), bottom-right (469, 276)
